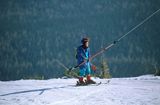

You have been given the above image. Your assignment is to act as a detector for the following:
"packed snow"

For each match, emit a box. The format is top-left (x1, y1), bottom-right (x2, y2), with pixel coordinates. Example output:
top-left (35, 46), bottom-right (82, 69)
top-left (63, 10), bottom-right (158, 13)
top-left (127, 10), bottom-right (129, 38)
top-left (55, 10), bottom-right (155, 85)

top-left (0, 75), bottom-right (160, 105)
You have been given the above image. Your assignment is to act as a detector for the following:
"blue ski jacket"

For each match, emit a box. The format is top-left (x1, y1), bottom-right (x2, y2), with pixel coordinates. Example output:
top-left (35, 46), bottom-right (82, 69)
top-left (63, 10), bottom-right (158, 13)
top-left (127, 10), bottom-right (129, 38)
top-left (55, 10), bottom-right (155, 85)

top-left (76, 45), bottom-right (91, 68)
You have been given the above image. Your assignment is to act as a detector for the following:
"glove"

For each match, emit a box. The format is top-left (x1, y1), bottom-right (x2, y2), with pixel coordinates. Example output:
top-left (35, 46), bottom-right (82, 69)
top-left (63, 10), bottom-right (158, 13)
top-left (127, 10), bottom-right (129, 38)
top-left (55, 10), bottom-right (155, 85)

top-left (91, 65), bottom-right (96, 71)
top-left (84, 57), bottom-right (90, 62)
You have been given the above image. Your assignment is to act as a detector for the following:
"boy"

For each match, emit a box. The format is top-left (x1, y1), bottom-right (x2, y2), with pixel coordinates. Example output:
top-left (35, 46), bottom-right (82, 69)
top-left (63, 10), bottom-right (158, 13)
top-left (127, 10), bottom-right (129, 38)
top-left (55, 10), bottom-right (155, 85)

top-left (76, 37), bottom-right (96, 85)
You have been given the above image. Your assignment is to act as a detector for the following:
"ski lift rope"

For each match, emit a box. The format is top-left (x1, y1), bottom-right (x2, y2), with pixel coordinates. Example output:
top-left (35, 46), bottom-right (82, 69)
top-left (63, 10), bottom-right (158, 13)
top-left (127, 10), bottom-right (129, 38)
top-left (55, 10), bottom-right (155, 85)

top-left (69, 8), bottom-right (160, 71)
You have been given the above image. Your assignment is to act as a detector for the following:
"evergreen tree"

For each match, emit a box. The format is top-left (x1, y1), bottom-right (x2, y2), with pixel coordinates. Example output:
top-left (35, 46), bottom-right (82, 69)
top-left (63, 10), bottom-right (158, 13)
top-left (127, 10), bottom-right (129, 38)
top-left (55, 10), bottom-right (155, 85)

top-left (154, 65), bottom-right (160, 76)
top-left (64, 69), bottom-right (79, 78)
top-left (100, 59), bottom-right (111, 78)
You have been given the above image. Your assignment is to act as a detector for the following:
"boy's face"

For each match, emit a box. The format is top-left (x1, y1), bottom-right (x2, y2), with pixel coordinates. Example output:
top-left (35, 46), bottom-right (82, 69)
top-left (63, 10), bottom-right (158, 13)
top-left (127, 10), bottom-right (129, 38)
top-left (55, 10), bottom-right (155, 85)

top-left (84, 41), bottom-right (89, 47)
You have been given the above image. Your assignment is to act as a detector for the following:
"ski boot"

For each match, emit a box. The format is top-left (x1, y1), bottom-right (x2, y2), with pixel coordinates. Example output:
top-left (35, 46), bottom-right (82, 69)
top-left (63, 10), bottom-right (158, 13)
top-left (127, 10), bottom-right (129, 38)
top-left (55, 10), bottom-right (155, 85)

top-left (86, 75), bottom-right (96, 85)
top-left (76, 77), bottom-right (86, 86)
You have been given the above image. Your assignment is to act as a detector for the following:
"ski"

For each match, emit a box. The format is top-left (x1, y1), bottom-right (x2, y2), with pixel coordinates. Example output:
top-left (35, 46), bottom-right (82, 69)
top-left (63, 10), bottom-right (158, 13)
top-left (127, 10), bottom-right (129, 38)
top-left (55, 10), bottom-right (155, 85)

top-left (75, 79), bottom-right (111, 87)
top-left (75, 82), bottom-right (102, 87)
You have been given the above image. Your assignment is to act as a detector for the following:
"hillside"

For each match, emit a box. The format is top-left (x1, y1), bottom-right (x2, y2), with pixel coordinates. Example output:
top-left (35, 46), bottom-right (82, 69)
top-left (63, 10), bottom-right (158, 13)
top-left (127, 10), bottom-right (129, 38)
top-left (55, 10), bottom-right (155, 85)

top-left (0, 0), bottom-right (160, 80)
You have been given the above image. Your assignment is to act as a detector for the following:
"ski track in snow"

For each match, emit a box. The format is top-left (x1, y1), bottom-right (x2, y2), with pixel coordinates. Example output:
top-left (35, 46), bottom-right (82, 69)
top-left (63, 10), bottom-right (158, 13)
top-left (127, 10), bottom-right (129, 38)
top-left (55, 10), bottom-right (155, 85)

top-left (0, 75), bottom-right (160, 105)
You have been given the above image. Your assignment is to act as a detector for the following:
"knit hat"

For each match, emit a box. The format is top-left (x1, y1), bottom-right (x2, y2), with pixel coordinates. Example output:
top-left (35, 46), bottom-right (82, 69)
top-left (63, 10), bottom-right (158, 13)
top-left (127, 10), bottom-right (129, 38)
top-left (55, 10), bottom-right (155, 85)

top-left (81, 37), bottom-right (89, 43)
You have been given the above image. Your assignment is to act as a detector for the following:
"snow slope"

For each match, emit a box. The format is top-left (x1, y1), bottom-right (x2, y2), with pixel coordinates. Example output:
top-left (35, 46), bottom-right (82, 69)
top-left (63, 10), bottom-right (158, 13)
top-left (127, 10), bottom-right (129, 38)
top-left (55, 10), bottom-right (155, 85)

top-left (0, 75), bottom-right (160, 105)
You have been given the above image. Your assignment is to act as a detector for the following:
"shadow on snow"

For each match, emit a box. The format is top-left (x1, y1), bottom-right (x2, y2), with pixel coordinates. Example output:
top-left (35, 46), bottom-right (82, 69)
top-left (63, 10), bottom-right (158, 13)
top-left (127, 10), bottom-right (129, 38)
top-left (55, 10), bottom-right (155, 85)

top-left (0, 85), bottom-right (74, 96)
